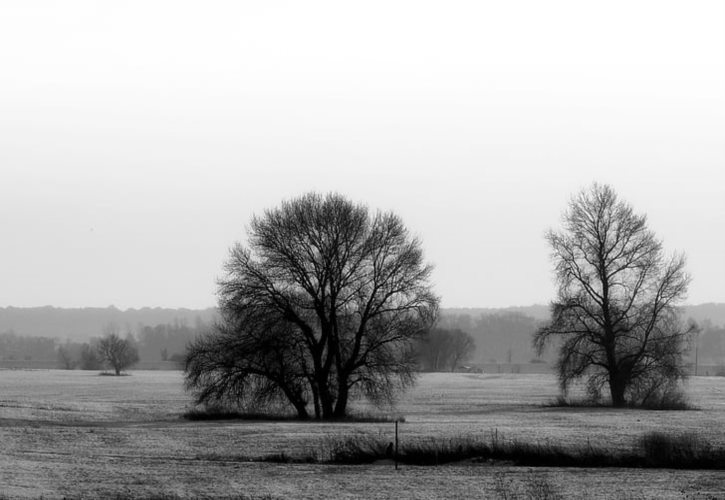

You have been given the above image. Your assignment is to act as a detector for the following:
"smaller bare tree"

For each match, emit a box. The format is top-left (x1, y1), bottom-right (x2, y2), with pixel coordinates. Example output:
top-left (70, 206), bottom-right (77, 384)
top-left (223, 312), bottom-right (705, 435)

top-left (535, 183), bottom-right (695, 407)
top-left (98, 332), bottom-right (139, 375)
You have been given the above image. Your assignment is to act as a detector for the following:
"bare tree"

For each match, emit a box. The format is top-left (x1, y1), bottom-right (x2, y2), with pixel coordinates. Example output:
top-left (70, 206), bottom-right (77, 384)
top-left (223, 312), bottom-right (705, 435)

top-left (185, 192), bottom-right (438, 419)
top-left (97, 330), bottom-right (140, 375)
top-left (534, 184), bottom-right (696, 407)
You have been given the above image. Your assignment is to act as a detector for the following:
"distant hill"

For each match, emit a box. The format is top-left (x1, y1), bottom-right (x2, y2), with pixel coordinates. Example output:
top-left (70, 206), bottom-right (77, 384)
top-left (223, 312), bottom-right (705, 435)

top-left (442, 304), bottom-right (725, 325)
top-left (442, 305), bottom-right (551, 321)
top-left (0, 306), bottom-right (217, 341)
top-left (438, 303), bottom-right (725, 364)
top-left (682, 303), bottom-right (725, 327)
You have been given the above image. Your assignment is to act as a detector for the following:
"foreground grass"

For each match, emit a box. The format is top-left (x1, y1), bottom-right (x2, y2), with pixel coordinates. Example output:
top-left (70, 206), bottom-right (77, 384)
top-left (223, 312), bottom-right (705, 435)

top-left (23, 495), bottom-right (278, 500)
top-left (2, 371), bottom-right (724, 499)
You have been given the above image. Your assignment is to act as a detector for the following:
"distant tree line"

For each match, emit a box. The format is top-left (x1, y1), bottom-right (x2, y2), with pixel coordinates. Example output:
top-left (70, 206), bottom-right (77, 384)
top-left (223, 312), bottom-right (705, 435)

top-left (416, 327), bottom-right (476, 372)
top-left (56, 341), bottom-right (103, 370)
top-left (693, 320), bottom-right (725, 365)
top-left (3, 313), bottom-right (724, 374)
top-left (53, 320), bottom-right (209, 370)
top-left (435, 312), bottom-right (545, 364)
top-left (0, 318), bottom-right (210, 370)
top-left (0, 331), bottom-right (56, 362)
top-left (136, 319), bottom-right (208, 362)
top-left (0, 306), bottom-right (217, 342)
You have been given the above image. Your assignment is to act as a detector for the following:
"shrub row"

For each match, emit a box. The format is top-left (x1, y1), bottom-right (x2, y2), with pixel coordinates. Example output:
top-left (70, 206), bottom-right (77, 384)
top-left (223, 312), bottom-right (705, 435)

top-left (237, 430), bottom-right (725, 469)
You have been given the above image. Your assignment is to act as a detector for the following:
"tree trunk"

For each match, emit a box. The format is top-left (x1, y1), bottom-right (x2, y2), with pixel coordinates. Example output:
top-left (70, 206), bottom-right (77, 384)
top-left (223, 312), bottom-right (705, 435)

top-left (333, 383), bottom-right (349, 418)
top-left (609, 371), bottom-right (627, 407)
top-left (292, 400), bottom-right (309, 420)
top-left (279, 385), bottom-right (309, 420)
top-left (317, 375), bottom-right (335, 419)
top-left (310, 381), bottom-right (321, 419)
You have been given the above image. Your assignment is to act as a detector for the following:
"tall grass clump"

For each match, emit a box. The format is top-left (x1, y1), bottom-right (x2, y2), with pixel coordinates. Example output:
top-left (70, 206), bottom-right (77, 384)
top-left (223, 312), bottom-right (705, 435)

top-left (318, 430), bottom-right (725, 469)
top-left (324, 431), bottom-right (625, 467)
top-left (639, 431), bottom-right (725, 469)
top-left (324, 435), bottom-right (391, 464)
top-left (546, 386), bottom-right (694, 410)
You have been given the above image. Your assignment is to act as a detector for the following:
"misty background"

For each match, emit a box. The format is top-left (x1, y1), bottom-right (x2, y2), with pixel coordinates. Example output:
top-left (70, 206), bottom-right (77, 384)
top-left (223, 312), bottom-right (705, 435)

top-left (1, 1), bottom-right (723, 311)
top-left (2, 304), bottom-right (724, 371)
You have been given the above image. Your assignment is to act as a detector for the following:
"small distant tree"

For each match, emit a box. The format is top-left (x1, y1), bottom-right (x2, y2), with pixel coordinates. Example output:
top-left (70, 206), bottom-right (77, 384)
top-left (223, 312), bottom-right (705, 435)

top-left (534, 183), bottom-right (696, 407)
top-left (97, 333), bottom-right (139, 375)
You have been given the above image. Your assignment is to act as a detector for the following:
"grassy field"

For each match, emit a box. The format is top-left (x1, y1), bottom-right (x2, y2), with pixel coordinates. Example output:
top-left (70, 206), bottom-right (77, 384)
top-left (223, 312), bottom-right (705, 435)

top-left (1, 370), bottom-right (724, 499)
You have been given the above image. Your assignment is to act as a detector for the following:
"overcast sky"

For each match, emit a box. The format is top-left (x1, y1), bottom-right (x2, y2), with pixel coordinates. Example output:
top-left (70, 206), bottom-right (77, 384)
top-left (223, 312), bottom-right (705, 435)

top-left (1, 1), bottom-right (723, 310)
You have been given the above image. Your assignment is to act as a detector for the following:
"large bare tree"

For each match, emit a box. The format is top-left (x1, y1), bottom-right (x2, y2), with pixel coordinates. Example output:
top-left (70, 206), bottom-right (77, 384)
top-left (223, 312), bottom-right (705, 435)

top-left (534, 184), bottom-right (695, 407)
top-left (185, 193), bottom-right (438, 419)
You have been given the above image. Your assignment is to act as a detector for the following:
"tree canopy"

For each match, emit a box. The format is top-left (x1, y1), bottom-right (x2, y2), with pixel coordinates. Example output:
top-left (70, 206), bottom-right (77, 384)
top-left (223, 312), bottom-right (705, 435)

top-left (185, 192), bottom-right (438, 419)
top-left (534, 183), bottom-right (696, 407)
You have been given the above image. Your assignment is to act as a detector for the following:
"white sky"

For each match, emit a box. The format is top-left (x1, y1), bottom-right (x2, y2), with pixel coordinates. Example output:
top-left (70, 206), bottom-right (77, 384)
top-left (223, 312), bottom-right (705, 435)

top-left (1, 1), bottom-right (723, 309)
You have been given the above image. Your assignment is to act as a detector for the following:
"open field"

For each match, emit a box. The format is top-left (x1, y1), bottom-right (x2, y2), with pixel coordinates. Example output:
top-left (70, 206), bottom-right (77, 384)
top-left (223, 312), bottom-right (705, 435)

top-left (1, 370), bottom-right (724, 499)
